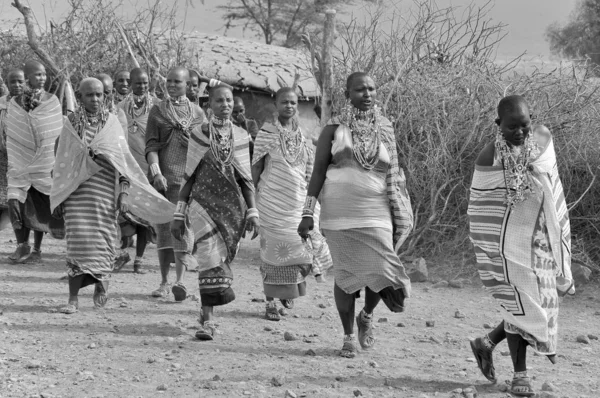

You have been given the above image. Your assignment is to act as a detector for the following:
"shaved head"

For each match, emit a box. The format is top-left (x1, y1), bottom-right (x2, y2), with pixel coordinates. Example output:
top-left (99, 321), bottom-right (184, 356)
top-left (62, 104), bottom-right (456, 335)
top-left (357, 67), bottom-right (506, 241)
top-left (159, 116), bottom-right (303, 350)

top-left (346, 71), bottom-right (370, 90)
top-left (233, 96), bottom-right (244, 106)
top-left (23, 60), bottom-right (45, 76)
top-left (8, 69), bottom-right (24, 80)
top-left (95, 73), bottom-right (113, 94)
top-left (497, 95), bottom-right (529, 119)
top-left (6, 69), bottom-right (25, 97)
top-left (79, 77), bottom-right (103, 93)
top-left (130, 68), bottom-right (148, 82)
top-left (168, 67), bottom-right (190, 82)
top-left (275, 87), bottom-right (297, 102)
top-left (78, 78), bottom-right (104, 114)
top-left (114, 70), bottom-right (129, 80)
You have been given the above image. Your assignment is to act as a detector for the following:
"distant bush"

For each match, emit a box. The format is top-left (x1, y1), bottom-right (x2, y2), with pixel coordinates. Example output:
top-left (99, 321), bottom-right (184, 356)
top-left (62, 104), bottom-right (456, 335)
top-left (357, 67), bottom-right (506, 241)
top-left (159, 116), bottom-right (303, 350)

top-left (321, 0), bottom-right (600, 273)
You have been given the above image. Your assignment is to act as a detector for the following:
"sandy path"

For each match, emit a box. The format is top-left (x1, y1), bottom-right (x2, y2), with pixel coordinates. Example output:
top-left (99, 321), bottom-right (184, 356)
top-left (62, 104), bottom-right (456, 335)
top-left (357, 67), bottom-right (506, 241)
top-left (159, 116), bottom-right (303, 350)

top-left (0, 229), bottom-right (598, 398)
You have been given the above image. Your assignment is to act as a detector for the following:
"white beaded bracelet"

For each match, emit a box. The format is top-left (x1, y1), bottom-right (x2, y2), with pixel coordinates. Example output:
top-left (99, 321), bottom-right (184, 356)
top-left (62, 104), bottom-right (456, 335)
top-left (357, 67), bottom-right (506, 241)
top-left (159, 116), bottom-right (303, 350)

top-left (149, 163), bottom-right (161, 178)
top-left (246, 207), bottom-right (259, 220)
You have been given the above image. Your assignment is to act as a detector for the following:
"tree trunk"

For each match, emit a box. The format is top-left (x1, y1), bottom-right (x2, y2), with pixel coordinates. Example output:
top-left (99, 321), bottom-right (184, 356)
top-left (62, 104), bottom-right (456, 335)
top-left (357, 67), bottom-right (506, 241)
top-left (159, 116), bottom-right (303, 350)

top-left (11, 0), bottom-right (61, 77)
top-left (320, 9), bottom-right (336, 126)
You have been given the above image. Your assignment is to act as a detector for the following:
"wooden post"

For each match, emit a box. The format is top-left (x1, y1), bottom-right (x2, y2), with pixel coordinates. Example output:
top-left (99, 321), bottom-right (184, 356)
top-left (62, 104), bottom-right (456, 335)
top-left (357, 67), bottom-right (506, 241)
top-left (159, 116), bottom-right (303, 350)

top-left (320, 9), bottom-right (336, 126)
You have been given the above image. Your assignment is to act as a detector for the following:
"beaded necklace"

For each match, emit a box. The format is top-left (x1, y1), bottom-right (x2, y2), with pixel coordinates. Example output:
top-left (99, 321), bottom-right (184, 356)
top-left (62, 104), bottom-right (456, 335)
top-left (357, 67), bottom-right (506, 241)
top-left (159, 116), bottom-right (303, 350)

top-left (340, 104), bottom-right (382, 170)
top-left (275, 117), bottom-right (304, 166)
top-left (165, 96), bottom-right (194, 132)
top-left (209, 115), bottom-right (235, 166)
top-left (18, 87), bottom-right (45, 112)
top-left (73, 105), bottom-right (108, 140)
top-left (126, 92), bottom-right (152, 134)
top-left (495, 131), bottom-right (539, 207)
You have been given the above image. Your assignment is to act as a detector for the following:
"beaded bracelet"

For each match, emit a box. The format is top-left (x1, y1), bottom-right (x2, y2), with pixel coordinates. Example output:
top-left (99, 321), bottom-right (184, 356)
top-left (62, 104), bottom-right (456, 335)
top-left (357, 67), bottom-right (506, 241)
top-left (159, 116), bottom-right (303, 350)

top-left (301, 209), bottom-right (314, 219)
top-left (246, 207), bottom-right (259, 220)
top-left (209, 78), bottom-right (223, 88)
top-left (175, 201), bottom-right (188, 215)
top-left (149, 163), bottom-right (161, 178)
top-left (173, 213), bottom-right (185, 221)
top-left (303, 195), bottom-right (317, 212)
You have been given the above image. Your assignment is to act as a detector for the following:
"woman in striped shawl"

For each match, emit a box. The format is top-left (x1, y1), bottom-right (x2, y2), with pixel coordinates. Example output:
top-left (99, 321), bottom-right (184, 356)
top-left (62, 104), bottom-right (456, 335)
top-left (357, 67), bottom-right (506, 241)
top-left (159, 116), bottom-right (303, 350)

top-left (297, 72), bottom-right (413, 358)
top-left (252, 87), bottom-right (332, 321)
top-left (171, 84), bottom-right (259, 341)
top-left (51, 78), bottom-right (175, 314)
top-left (468, 95), bottom-right (574, 397)
top-left (5, 61), bottom-right (64, 263)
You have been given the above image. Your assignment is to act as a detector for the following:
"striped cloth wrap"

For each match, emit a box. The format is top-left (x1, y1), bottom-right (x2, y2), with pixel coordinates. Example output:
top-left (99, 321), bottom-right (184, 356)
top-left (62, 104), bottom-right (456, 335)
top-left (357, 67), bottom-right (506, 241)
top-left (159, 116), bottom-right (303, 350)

top-left (468, 135), bottom-right (574, 351)
top-left (5, 95), bottom-right (62, 203)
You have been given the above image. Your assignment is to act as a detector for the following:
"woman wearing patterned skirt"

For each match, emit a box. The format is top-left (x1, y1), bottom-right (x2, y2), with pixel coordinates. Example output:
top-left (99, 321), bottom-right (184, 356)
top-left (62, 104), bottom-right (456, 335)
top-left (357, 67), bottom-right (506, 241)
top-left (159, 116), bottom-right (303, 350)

top-left (50, 78), bottom-right (174, 314)
top-left (297, 72), bottom-right (413, 358)
top-left (171, 84), bottom-right (259, 340)
top-left (467, 95), bottom-right (574, 397)
top-left (252, 87), bottom-right (331, 321)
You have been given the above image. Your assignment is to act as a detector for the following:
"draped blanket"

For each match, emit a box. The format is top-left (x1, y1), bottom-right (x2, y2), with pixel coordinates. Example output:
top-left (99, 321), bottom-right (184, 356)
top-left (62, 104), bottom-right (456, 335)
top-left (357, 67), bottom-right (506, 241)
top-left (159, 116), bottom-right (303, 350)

top-left (183, 124), bottom-right (254, 267)
top-left (118, 95), bottom-right (159, 171)
top-left (468, 137), bottom-right (573, 353)
top-left (252, 122), bottom-right (332, 274)
top-left (5, 96), bottom-right (62, 202)
top-left (328, 117), bottom-right (413, 252)
top-left (50, 113), bottom-right (175, 224)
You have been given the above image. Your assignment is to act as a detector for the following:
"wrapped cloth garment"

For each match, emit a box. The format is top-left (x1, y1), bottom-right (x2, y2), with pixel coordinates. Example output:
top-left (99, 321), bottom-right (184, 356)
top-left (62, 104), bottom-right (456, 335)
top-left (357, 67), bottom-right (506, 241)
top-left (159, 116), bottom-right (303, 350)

top-left (51, 113), bottom-right (175, 277)
top-left (118, 94), bottom-right (160, 172)
top-left (253, 122), bottom-right (332, 299)
top-left (180, 123), bottom-right (253, 306)
top-left (4, 95), bottom-right (64, 236)
top-left (5, 95), bottom-right (62, 202)
top-left (0, 96), bottom-right (9, 211)
top-left (319, 117), bottom-right (413, 308)
top-left (468, 133), bottom-right (574, 355)
top-left (145, 100), bottom-right (205, 252)
top-left (117, 94), bottom-right (161, 239)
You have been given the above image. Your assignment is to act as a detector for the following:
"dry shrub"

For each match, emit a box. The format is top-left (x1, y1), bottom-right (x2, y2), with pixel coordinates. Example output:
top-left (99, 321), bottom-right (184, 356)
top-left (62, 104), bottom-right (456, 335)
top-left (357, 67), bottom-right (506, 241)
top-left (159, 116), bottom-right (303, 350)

top-left (325, 0), bottom-right (600, 272)
top-left (0, 0), bottom-right (198, 93)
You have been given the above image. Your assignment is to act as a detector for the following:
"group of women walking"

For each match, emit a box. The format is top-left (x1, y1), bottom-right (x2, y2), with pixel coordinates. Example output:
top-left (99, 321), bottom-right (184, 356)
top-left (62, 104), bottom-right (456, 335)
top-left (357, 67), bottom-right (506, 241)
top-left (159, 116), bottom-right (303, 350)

top-left (0, 60), bottom-right (575, 397)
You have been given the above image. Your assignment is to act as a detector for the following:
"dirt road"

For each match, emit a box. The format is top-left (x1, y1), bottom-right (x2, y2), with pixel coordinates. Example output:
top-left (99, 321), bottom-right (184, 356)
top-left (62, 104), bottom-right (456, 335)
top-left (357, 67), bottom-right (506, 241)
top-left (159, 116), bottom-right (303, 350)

top-left (0, 229), bottom-right (598, 398)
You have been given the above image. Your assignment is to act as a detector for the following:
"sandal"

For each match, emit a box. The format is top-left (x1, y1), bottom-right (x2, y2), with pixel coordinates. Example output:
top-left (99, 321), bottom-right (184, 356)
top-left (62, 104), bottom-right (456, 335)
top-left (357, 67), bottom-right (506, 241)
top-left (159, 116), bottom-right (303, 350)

top-left (195, 321), bottom-right (216, 341)
top-left (171, 283), bottom-right (187, 302)
top-left (265, 303), bottom-right (281, 321)
top-left (356, 310), bottom-right (375, 350)
top-left (59, 298), bottom-right (79, 314)
top-left (280, 299), bottom-right (294, 309)
top-left (511, 374), bottom-right (535, 397)
top-left (8, 243), bottom-right (31, 263)
top-left (339, 337), bottom-right (358, 358)
top-left (470, 337), bottom-right (497, 383)
top-left (113, 252), bottom-right (131, 272)
top-left (151, 283), bottom-right (170, 298)
top-left (93, 280), bottom-right (109, 308)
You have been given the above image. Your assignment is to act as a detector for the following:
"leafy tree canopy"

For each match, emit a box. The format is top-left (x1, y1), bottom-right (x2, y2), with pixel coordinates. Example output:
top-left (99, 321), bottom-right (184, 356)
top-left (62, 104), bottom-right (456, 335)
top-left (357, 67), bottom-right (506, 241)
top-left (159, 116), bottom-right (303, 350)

top-left (546, 0), bottom-right (600, 66)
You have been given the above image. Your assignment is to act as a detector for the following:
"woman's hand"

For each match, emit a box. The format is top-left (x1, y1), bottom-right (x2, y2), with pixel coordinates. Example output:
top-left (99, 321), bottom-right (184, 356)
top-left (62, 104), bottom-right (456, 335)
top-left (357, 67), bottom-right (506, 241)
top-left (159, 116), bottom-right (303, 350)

top-left (297, 217), bottom-right (314, 240)
top-left (171, 219), bottom-right (186, 241)
top-left (244, 216), bottom-right (260, 240)
top-left (153, 174), bottom-right (168, 193)
top-left (117, 193), bottom-right (129, 214)
top-left (52, 203), bottom-right (64, 219)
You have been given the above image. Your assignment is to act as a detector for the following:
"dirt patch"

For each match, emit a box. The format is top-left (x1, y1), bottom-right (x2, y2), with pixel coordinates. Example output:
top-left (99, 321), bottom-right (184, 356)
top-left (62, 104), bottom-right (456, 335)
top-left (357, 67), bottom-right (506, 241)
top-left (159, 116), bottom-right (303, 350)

top-left (0, 229), bottom-right (598, 397)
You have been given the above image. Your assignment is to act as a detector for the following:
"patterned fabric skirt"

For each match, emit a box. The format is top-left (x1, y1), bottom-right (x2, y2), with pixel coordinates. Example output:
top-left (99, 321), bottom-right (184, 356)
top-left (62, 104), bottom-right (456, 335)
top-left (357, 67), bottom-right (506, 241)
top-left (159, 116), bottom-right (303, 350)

top-left (63, 160), bottom-right (117, 277)
top-left (504, 211), bottom-right (559, 354)
top-left (323, 227), bottom-right (411, 297)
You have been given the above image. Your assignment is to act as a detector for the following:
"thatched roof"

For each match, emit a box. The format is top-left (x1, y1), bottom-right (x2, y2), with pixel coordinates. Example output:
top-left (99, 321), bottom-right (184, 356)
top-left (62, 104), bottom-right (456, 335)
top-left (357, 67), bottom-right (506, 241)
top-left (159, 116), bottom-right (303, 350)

top-left (185, 32), bottom-right (320, 99)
